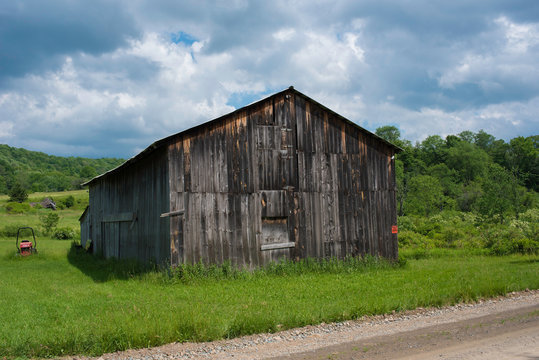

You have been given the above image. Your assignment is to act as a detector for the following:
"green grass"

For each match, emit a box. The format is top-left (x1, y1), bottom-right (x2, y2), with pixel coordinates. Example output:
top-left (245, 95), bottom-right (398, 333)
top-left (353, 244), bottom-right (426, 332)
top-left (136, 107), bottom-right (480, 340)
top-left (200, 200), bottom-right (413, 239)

top-left (0, 190), bottom-right (87, 237)
top-left (0, 238), bottom-right (537, 358)
top-left (0, 192), bottom-right (538, 358)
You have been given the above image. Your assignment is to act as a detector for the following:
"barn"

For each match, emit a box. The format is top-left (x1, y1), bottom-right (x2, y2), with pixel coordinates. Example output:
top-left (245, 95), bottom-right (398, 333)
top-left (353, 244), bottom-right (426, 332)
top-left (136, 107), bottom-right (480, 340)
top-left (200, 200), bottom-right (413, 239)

top-left (80, 87), bottom-right (401, 267)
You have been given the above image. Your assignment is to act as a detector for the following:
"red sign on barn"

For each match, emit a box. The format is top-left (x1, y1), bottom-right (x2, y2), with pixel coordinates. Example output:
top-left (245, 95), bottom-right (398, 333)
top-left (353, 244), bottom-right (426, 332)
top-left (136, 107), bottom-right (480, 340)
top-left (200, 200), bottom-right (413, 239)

top-left (391, 225), bottom-right (398, 234)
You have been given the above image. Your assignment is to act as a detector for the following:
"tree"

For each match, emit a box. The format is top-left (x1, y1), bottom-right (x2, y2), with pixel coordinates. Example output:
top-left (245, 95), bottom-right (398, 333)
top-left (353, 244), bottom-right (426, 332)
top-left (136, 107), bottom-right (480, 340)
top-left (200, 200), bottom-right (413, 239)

top-left (428, 163), bottom-right (460, 198)
top-left (458, 181), bottom-right (482, 212)
top-left (506, 136), bottom-right (538, 191)
top-left (376, 125), bottom-right (401, 144)
top-left (458, 130), bottom-right (475, 144)
top-left (445, 142), bottom-right (488, 184)
top-left (476, 164), bottom-right (522, 223)
top-left (405, 175), bottom-right (445, 216)
top-left (79, 165), bottom-right (97, 180)
top-left (445, 135), bottom-right (462, 148)
top-left (418, 135), bottom-right (447, 167)
top-left (489, 139), bottom-right (508, 163)
top-left (395, 159), bottom-right (406, 216)
top-left (474, 130), bottom-right (495, 151)
top-left (8, 182), bottom-right (28, 203)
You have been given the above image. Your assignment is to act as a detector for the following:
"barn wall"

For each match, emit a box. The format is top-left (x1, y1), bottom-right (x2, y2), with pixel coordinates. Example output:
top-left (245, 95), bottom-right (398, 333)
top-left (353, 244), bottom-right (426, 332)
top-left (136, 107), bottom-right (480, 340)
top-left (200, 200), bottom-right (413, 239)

top-left (87, 147), bottom-right (170, 264)
top-left (168, 90), bottom-right (398, 267)
top-left (293, 94), bottom-right (398, 260)
top-left (79, 207), bottom-right (90, 249)
top-left (168, 96), bottom-right (279, 267)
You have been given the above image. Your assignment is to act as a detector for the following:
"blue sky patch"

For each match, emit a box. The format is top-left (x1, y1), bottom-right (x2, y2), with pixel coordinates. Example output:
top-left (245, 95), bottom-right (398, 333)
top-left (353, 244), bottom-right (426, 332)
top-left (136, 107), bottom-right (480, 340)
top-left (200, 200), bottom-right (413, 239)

top-left (227, 88), bottom-right (282, 109)
top-left (170, 31), bottom-right (198, 46)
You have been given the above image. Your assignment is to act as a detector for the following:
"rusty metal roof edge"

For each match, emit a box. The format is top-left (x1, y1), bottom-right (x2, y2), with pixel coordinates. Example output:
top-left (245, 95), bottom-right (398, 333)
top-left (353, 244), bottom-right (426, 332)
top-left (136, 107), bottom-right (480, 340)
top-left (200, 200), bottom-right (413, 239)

top-left (83, 86), bottom-right (402, 186)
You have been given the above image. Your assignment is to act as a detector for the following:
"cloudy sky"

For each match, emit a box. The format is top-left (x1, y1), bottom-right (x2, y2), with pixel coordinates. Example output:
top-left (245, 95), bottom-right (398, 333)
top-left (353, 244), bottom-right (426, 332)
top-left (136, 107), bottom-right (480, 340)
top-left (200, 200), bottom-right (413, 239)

top-left (1, 1), bottom-right (538, 158)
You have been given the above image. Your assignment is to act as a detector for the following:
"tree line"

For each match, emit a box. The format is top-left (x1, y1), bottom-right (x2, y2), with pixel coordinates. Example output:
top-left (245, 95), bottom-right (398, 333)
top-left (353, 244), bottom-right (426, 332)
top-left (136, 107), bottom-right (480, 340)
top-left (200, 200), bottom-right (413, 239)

top-left (375, 127), bottom-right (538, 223)
top-left (0, 144), bottom-right (124, 194)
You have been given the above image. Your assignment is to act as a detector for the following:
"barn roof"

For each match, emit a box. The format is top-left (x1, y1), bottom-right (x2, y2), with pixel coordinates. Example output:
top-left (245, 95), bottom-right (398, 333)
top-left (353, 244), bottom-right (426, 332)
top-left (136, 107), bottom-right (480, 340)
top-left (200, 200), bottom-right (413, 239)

top-left (83, 87), bottom-right (402, 186)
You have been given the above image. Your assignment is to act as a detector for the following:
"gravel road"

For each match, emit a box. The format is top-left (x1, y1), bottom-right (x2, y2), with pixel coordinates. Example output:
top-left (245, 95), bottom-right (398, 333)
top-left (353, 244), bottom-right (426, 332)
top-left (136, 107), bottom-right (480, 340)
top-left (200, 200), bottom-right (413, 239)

top-left (79, 290), bottom-right (538, 360)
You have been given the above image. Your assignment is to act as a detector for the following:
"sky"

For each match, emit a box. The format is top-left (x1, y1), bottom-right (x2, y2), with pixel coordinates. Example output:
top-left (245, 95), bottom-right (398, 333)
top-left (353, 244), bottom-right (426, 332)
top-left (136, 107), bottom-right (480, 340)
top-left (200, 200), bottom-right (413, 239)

top-left (1, 1), bottom-right (538, 159)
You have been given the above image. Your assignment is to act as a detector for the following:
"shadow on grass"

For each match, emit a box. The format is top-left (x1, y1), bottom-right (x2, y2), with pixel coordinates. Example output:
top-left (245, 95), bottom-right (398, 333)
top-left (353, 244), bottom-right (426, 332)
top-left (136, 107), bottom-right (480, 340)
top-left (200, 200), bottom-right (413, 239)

top-left (509, 258), bottom-right (539, 265)
top-left (67, 244), bottom-right (157, 283)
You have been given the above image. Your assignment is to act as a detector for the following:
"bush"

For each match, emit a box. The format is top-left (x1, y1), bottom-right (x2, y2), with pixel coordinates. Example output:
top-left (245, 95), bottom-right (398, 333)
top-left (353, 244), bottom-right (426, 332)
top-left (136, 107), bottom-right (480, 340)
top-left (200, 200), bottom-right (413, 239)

top-left (62, 195), bottom-right (75, 208)
top-left (398, 230), bottom-right (435, 249)
top-left (5, 202), bottom-right (31, 214)
top-left (481, 225), bottom-right (538, 255)
top-left (0, 225), bottom-right (22, 237)
top-left (397, 216), bottom-right (416, 232)
top-left (52, 227), bottom-right (76, 240)
top-left (40, 213), bottom-right (60, 235)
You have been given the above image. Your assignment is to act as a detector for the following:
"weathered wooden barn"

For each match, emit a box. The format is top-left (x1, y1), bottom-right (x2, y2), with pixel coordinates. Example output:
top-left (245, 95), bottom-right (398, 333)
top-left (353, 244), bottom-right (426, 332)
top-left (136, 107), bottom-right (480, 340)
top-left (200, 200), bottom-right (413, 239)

top-left (80, 87), bottom-right (401, 267)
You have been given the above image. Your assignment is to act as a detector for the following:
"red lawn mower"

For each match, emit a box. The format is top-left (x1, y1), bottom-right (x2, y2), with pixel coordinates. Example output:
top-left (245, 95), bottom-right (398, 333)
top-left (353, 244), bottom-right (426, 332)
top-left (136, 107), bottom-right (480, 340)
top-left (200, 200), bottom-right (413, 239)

top-left (16, 227), bottom-right (38, 256)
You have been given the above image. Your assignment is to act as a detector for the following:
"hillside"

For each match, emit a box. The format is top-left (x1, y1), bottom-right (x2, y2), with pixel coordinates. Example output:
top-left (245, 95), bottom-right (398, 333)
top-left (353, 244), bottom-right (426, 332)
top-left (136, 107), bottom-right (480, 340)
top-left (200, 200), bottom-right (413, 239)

top-left (0, 144), bottom-right (124, 194)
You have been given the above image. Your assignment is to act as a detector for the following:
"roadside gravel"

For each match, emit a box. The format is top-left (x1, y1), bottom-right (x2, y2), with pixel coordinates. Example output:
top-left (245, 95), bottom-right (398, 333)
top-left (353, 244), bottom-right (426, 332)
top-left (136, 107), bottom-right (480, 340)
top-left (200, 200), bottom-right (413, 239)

top-left (75, 289), bottom-right (538, 360)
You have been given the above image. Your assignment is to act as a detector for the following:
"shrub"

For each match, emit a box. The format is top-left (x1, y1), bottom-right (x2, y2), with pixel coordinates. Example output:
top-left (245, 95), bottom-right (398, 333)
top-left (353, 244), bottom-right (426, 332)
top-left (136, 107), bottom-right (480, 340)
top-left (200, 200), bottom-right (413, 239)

top-left (398, 230), bottom-right (434, 249)
top-left (52, 227), bottom-right (76, 240)
top-left (1, 225), bottom-right (22, 237)
top-left (397, 216), bottom-right (416, 232)
top-left (5, 202), bottom-right (31, 214)
top-left (62, 195), bottom-right (75, 208)
top-left (481, 225), bottom-right (538, 255)
top-left (519, 208), bottom-right (539, 223)
top-left (40, 213), bottom-right (60, 235)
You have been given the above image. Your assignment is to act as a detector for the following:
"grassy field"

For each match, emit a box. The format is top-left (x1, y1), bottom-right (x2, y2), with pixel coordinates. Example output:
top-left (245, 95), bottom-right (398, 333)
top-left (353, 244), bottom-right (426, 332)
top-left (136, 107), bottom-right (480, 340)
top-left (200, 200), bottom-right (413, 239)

top-left (0, 190), bottom-right (87, 237)
top-left (0, 237), bottom-right (537, 358)
top-left (0, 191), bottom-right (538, 358)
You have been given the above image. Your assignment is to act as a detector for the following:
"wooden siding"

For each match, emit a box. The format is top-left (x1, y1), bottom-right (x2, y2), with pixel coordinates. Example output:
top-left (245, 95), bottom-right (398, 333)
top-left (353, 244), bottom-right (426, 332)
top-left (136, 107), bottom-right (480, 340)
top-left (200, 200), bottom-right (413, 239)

top-left (168, 90), bottom-right (398, 268)
top-left (294, 95), bottom-right (398, 260)
top-left (79, 207), bottom-right (90, 248)
top-left (84, 88), bottom-right (398, 267)
top-left (86, 147), bottom-right (170, 264)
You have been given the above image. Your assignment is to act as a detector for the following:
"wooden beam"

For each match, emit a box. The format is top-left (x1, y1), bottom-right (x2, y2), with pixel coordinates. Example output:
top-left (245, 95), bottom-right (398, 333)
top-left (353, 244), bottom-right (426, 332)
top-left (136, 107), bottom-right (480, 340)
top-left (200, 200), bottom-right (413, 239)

top-left (260, 242), bottom-right (295, 251)
top-left (102, 212), bottom-right (134, 223)
top-left (160, 209), bottom-right (185, 218)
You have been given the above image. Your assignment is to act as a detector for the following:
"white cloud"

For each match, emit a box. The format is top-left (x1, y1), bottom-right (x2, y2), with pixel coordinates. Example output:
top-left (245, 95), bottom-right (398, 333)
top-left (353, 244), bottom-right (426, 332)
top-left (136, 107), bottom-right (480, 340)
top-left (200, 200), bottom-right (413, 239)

top-left (496, 16), bottom-right (539, 54)
top-left (438, 16), bottom-right (539, 90)
top-left (0, 2), bottom-right (538, 158)
top-left (0, 121), bottom-right (14, 138)
top-left (358, 97), bottom-right (539, 144)
top-left (273, 28), bottom-right (296, 41)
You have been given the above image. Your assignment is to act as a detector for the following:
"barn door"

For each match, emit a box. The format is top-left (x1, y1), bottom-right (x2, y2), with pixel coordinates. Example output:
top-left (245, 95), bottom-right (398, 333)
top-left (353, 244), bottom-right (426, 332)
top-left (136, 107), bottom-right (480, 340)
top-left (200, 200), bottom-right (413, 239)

top-left (259, 190), bottom-right (296, 263)
top-left (256, 95), bottom-right (297, 190)
top-left (256, 94), bottom-right (298, 264)
top-left (101, 213), bottom-right (135, 260)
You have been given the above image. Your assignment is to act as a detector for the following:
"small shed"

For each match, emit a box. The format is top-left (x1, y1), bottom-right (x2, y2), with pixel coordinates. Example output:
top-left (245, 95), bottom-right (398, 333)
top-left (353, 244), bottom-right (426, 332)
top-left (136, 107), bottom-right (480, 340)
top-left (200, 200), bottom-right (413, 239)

top-left (81, 87), bottom-right (401, 267)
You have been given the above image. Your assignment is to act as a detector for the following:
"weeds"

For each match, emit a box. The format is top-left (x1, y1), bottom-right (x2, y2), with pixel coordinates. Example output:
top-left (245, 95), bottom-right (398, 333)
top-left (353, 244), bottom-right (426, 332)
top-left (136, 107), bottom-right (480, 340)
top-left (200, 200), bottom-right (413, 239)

top-left (169, 255), bottom-right (404, 284)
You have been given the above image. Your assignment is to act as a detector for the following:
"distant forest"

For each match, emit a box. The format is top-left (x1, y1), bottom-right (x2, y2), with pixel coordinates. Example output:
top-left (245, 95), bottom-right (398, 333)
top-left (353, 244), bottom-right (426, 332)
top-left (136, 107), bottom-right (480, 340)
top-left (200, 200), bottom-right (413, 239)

top-left (375, 127), bottom-right (537, 221)
top-left (0, 144), bottom-right (124, 194)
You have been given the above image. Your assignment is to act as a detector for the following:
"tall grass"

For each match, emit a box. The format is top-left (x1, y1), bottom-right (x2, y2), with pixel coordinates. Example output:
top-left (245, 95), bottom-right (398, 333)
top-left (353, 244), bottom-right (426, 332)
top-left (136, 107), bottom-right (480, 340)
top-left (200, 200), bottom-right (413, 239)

top-left (169, 254), bottom-right (404, 284)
